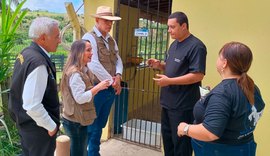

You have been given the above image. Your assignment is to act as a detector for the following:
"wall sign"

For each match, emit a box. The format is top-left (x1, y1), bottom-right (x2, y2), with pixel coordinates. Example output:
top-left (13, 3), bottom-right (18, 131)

top-left (134, 28), bottom-right (149, 37)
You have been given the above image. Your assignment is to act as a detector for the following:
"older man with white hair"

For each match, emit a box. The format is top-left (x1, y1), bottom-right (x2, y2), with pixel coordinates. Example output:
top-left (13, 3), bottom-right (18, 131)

top-left (9, 17), bottom-right (61, 156)
top-left (82, 6), bottom-right (123, 156)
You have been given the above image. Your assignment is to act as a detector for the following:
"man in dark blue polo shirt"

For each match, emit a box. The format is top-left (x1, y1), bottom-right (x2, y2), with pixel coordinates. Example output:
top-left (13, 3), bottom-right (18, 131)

top-left (148, 12), bottom-right (207, 156)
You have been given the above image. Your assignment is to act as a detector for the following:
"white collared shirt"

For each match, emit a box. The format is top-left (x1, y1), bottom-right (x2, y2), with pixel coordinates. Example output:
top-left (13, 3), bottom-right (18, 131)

top-left (69, 67), bottom-right (93, 104)
top-left (82, 26), bottom-right (123, 85)
top-left (22, 46), bottom-right (56, 132)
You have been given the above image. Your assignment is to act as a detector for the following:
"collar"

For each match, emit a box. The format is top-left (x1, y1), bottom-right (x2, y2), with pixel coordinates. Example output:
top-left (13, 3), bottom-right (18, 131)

top-left (83, 66), bottom-right (88, 73)
top-left (38, 45), bottom-right (51, 58)
top-left (93, 26), bottom-right (111, 40)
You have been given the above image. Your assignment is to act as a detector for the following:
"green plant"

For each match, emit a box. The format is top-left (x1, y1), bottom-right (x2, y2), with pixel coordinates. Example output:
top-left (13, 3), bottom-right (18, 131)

top-left (137, 18), bottom-right (168, 61)
top-left (0, 120), bottom-right (22, 155)
top-left (0, 0), bottom-right (28, 84)
top-left (0, 1), bottom-right (28, 154)
top-left (0, 117), bottom-right (12, 145)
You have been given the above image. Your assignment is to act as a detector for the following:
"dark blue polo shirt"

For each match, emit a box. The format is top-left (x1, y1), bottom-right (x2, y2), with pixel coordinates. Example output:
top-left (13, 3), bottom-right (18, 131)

top-left (193, 79), bottom-right (265, 144)
top-left (160, 34), bottom-right (207, 110)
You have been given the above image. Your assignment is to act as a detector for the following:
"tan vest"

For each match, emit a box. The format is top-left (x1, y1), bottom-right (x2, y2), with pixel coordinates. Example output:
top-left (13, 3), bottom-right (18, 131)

top-left (91, 31), bottom-right (118, 82)
top-left (62, 68), bottom-right (96, 126)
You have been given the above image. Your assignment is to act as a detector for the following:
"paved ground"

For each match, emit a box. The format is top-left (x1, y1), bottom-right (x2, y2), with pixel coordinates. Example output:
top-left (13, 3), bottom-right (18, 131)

top-left (100, 139), bottom-right (163, 156)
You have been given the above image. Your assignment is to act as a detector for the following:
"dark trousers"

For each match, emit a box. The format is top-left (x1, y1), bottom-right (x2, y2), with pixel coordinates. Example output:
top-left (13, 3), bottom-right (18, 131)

top-left (18, 123), bottom-right (56, 156)
top-left (192, 139), bottom-right (257, 156)
top-left (87, 86), bottom-right (115, 156)
top-left (62, 117), bottom-right (88, 156)
top-left (161, 108), bottom-right (193, 156)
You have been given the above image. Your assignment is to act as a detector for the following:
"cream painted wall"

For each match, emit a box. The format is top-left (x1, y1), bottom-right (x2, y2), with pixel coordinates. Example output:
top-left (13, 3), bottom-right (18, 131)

top-left (173, 1), bottom-right (270, 155)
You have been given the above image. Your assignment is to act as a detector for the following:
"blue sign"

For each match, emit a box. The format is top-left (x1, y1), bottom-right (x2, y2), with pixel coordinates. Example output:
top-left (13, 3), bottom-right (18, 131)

top-left (134, 28), bottom-right (149, 37)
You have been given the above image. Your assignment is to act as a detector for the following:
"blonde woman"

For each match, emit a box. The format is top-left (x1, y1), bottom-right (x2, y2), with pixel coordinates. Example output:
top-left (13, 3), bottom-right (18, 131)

top-left (60, 40), bottom-right (109, 156)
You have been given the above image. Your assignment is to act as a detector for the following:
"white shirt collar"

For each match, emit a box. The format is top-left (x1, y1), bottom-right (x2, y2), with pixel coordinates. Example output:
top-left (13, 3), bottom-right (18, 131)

top-left (38, 45), bottom-right (51, 58)
top-left (93, 26), bottom-right (111, 40)
top-left (83, 66), bottom-right (88, 73)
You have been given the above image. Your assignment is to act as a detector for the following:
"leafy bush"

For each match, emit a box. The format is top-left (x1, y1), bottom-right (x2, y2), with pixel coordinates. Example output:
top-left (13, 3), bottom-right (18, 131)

top-left (10, 11), bottom-right (74, 58)
top-left (0, 0), bottom-right (28, 84)
top-left (0, 124), bottom-right (22, 156)
top-left (0, 0), bottom-right (27, 154)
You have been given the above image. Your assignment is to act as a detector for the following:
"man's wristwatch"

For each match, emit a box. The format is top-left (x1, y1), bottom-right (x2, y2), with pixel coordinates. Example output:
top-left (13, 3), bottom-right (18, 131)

top-left (183, 124), bottom-right (190, 136)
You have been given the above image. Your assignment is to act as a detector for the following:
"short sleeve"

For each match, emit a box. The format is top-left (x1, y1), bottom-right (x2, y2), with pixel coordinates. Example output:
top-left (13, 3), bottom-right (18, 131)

top-left (202, 93), bottom-right (231, 137)
top-left (189, 44), bottom-right (207, 74)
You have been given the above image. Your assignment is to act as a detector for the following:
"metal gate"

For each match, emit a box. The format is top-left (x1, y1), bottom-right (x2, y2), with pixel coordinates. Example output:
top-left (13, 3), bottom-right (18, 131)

top-left (113, 0), bottom-right (172, 149)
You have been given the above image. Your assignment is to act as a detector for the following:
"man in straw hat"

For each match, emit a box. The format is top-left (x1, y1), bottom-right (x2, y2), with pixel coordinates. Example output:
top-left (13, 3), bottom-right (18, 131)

top-left (82, 5), bottom-right (123, 156)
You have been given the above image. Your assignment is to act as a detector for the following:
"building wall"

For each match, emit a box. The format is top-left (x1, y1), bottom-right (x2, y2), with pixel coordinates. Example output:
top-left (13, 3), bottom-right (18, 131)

top-left (173, 1), bottom-right (270, 155)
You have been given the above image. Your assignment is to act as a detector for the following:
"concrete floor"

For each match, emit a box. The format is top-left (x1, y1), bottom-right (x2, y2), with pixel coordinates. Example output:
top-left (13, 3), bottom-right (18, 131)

top-left (100, 139), bottom-right (163, 156)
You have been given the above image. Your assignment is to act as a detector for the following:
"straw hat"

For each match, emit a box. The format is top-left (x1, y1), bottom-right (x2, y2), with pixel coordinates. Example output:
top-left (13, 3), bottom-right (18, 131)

top-left (91, 6), bottom-right (121, 21)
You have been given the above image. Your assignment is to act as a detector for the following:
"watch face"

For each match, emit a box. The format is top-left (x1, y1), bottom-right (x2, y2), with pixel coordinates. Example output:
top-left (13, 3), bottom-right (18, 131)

top-left (184, 125), bottom-right (189, 135)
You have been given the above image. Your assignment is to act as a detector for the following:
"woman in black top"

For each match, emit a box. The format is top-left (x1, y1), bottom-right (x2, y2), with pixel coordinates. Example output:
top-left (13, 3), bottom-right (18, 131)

top-left (177, 42), bottom-right (265, 156)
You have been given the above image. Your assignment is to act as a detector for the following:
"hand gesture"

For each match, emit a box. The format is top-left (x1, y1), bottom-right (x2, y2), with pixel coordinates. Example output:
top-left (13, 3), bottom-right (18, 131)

top-left (96, 79), bottom-right (110, 91)
top-left (153, 74), bottom-right (170, 87)
top-left (147, 58), bottom-right (160, 69)
top-left (112, 76), bottom-right (122, 95)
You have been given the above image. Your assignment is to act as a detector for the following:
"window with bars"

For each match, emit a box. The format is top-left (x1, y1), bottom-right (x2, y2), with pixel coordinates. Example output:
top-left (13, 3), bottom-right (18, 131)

top-left (136, 18), bottom-right (169, 64)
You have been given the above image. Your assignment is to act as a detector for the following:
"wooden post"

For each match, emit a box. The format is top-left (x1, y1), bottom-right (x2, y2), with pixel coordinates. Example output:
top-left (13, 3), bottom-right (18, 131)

top-left (65, 2), bottom-right (81, 40)
top-left (55, 135), bottom-right (70, 156)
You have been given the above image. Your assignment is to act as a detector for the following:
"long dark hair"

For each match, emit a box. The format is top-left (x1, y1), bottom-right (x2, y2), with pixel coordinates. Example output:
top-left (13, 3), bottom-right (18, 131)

top-left (219, 41), bottom-right (254, 104)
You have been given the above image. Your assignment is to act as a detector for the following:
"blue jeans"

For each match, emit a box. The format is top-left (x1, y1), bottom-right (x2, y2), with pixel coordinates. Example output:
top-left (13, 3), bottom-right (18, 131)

top-left (192, 139), bottom-right (257, 156)
top-left (62, 117), bottom-right (88, 156)
top-left (87, 86), bottom-right (115, 156)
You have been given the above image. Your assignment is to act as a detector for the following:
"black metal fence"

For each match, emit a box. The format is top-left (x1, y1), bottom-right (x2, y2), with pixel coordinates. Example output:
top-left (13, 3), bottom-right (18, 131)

top-left (10, 54), bottom-right (66, 73)
top-left (113, 0), bottom-right (172, 150)
top-left (51, 54), bottom-right (67, 72)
